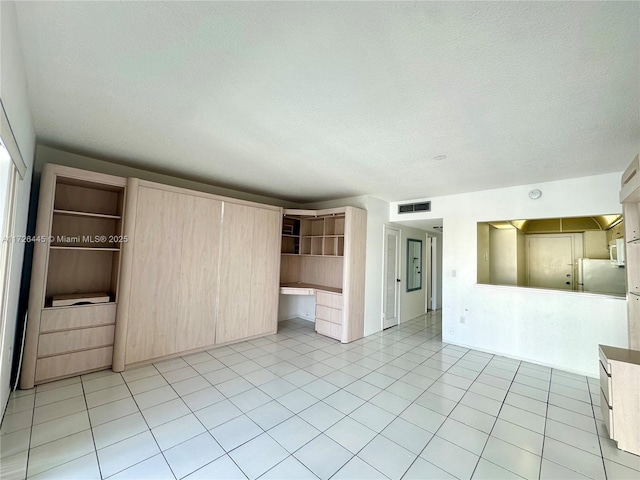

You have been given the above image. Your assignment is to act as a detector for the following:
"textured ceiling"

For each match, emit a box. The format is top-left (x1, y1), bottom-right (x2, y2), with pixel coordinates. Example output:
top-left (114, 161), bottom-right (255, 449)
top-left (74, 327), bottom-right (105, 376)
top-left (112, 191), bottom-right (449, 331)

top-left (13, 2), bottom-right (640, 202)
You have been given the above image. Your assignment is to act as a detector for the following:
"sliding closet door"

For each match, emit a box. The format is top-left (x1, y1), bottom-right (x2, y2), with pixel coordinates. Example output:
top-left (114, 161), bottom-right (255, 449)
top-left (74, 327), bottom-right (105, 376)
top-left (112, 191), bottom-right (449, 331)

top-left (248, 208), bottom-right (281, 337)
top-left (216, 203), bottom-right (254, 344)
top-left (125, 186), bottom-right (186, 364)
top-left (175, 195), bottom-right (222, 351)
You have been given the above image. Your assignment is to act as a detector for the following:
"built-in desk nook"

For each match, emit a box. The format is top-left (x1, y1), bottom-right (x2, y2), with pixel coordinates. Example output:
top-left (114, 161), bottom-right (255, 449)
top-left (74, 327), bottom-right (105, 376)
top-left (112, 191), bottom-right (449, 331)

top-left (279, 208), bottom-right (367, 343)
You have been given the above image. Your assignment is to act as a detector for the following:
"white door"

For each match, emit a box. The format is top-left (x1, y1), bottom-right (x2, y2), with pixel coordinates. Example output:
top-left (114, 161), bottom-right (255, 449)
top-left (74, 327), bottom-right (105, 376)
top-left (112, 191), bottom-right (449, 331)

top-left (527, 235), bottom-right (574, 290)
top-left (383, 226), bottom-right (400, 329)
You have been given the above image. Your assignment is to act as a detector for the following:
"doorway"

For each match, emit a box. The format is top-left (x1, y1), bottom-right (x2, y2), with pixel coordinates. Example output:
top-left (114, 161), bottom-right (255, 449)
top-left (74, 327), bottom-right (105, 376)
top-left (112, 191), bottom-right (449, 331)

top-left (382, 225), bottom-right (400, 329)
top-left (527, 234), bottom-right (577, 290)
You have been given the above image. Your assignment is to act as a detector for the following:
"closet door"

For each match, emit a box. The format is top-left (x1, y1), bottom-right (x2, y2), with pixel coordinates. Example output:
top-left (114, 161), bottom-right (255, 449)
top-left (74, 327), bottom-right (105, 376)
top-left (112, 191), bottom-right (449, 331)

top-left (175, 195), bottom-right (222, 351)
top-left (248, 208), bottom-right (281, 337)
top-left (216, 203), bottom-right (254, 344)
top-left (125, 187), bottom-right (186, 364)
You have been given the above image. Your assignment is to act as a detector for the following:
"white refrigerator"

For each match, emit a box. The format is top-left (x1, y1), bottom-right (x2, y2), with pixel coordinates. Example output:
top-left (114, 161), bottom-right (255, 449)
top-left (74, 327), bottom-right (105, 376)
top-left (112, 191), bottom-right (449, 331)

top-left (578, 258), bottom-right (626, 296)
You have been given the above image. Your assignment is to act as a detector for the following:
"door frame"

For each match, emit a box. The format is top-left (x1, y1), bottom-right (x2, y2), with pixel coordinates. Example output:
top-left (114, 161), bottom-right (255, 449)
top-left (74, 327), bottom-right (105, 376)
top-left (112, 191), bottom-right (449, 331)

top-left (382, 225), bottom-right (401, 330)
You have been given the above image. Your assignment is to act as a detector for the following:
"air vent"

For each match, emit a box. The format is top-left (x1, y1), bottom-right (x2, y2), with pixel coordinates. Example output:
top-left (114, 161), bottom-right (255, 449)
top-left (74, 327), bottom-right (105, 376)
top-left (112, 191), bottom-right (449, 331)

top-left (398, 201), bottom-right (431, 214)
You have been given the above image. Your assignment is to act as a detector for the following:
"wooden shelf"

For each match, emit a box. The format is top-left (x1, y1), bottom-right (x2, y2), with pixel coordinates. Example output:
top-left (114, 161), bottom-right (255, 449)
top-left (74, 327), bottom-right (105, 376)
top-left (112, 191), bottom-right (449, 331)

top-left (282, 234), bottom-right (300, 238)
top-left (53, 209), bottom-right (121, 220)
top-left (50, 246), bottom-right (120, 252)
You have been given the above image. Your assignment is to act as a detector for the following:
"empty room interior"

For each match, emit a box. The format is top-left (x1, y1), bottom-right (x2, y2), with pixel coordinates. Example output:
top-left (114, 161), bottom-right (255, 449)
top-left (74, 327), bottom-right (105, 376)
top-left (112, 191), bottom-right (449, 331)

top-left (1, 2), bottom-right (640, 480)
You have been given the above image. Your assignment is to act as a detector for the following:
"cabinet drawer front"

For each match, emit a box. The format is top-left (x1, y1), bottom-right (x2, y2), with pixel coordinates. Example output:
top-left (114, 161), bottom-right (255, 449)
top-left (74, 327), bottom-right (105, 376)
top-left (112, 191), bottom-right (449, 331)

top-left (35, 346), bottom-right (113, 384)
top-left (599, 348), bottom-right (611, 374)
top-left (37, 326), bottom-right (115, 358)
top-left (315, 319), bottom-right (342, 341)
top-left (316, 291), bottom-right (343, 309)
top-left (600, 389), bottom-right (614, 438)
top-left (40, 304), bottom-right (117, 333)
top-left (316, 305), bottom-right (342, 325)
top-left (599, 361), bottom-right (612, 407)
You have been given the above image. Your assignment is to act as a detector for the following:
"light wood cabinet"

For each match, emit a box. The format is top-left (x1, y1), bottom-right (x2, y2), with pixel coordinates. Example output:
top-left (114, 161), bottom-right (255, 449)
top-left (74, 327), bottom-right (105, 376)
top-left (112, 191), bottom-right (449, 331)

top-left (280, 207), bottom-right (366, 343)
top-left (598, 345), bottom-right (640, 455)
top-left (620, 153), bottom-right (640, 349)
top-left (597, 154), bottom-right (640, 456)
top-left (20, 165), bottom-right (126, 388)
top-left (114, 180), bottom-right (281, 369)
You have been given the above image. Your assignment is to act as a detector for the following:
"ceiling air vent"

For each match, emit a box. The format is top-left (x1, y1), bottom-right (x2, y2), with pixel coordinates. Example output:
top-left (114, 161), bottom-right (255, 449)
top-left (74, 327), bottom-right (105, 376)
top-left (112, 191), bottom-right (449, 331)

top-left (398, 201), bottom-right (431, 214)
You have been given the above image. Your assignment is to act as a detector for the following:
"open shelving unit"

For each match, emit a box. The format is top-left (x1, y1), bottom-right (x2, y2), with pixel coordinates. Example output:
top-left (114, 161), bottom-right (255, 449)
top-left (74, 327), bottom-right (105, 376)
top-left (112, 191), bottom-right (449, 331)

top-left (282, 214), bottom-right (345, 257)
top-left (279, 207), bottom-right (366, 343)
top-left (21, 165), bottom-right (128, 389)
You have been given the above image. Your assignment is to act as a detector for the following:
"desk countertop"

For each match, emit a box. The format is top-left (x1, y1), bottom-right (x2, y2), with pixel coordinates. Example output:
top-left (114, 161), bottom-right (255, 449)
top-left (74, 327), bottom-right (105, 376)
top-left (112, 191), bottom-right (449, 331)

top-left (279, 283), bottom-right (342, 295)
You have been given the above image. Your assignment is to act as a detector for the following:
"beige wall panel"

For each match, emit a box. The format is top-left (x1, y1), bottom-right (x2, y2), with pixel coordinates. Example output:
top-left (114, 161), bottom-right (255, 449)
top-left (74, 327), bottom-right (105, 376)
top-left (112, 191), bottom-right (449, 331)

top-left (280, 256), bottom-right (301, 284)
top-left (175, 196), bottom-right (223, 352)
top-left (37, 326), bottom-right (115, 357)
top-left (40, 303), bottom-right (116, 333)
top-left (126, 187), bottom-right (185, 364)
top-left (299, 256), bottom-right (343, 289)
top-left (248, 208), bottom-right (281, 337)
top-left (216, 203), bottom-right (254, 344)
top-left (50, 215), bottom-right (119, 248)
top-left (35, 347), bottom-right (113, 383)
top-left (46, 249), bottom-right (115, 298)
top-left (54, 183), bottom-right (120, 215)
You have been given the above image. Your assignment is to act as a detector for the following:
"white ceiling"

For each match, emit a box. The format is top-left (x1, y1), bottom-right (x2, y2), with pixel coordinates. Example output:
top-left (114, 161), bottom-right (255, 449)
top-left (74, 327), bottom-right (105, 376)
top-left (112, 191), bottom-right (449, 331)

top-left (14, 2), bottom-right (640, 203)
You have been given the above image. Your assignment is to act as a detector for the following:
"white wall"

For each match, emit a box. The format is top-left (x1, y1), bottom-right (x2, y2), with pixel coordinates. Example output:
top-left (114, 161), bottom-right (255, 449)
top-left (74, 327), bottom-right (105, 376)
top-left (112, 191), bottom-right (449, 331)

top-left (390, 172), bottom-right (627, 377)
top-left (1, 1), bottom-right (36, 413)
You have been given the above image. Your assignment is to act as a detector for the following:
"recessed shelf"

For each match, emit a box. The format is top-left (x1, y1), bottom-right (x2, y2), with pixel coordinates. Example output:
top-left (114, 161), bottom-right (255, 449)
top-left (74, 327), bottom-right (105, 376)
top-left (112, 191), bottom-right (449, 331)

top-left (53, 209), bottom-right (121, 220)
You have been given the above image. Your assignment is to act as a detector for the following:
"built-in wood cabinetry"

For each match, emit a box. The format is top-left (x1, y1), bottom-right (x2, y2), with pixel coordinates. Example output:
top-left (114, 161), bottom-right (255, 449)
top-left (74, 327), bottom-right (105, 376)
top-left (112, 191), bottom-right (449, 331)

top-left (598, 154), bottom-right (640, 456)
top-left (598, 346), bottom-right (640, 455)
top-left (21, 165), bottom-right (126, 389)
top-left (22, 164), bottom-right (282, 386)
top-left (113, 180), bottom-right (281, 370)
top-left (280, 207), bottom-right (366, 343)
top-left (620, 153), bottom-right (640, 350)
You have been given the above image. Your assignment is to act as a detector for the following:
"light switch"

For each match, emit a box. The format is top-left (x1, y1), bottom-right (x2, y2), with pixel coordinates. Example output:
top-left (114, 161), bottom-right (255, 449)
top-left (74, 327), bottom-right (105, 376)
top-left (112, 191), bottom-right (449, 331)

top-left (452, 270), bottom-right (457, 277)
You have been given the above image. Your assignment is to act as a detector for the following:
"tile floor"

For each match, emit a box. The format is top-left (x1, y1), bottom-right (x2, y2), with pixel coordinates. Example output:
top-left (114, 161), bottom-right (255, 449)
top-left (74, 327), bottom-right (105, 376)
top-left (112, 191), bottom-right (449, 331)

top-left (1, 311), bottom-right (639, 479)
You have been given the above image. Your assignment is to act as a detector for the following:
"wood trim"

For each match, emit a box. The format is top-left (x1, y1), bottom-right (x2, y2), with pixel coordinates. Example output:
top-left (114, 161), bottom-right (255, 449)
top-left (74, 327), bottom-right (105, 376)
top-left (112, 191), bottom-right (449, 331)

top-left (342, 206), bottom-right (367, 343)
top-left (20, 164), bottom-right (57, 389)
top-left (112, 178), bottom-right (139, 371)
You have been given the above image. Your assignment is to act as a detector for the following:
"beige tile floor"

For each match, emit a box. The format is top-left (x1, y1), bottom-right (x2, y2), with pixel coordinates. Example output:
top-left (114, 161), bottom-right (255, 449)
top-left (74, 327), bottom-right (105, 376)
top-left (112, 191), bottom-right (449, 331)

top-left (1, 311), bottom-right (639, 479)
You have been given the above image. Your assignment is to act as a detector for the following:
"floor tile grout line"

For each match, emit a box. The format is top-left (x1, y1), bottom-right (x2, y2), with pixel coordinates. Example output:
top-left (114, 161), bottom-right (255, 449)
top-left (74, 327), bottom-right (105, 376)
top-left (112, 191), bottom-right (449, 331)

top-left (114, 363), bottom-right (180, 480)
top-left (14, 312), bottom-right (631, 480)
top-left (81, 374), bottom-right (105, 480)
top-left (589, 376), bottom-right (611, 480)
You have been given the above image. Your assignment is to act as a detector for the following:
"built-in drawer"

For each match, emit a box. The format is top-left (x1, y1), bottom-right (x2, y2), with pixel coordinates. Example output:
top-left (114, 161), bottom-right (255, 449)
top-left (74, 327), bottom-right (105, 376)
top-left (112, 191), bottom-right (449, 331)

top-left (34, 346), bottom-right (113, 384)
top-left (599, 347), bottom-right (611, 374)
top-left (315, 319), bottom-right (342, 341)
top-left (600, 388), bottom-right (614, 438)
top-left (316, 305), bottom-right (342, 325)
top-left (316, 291), bottom-right (343, 310)
top-left (37, 325), bottom-right (115, 358)
top-left (40, 303), bottom-right (117, 333)
top-left (599, 360), bottom-right (612, 408)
